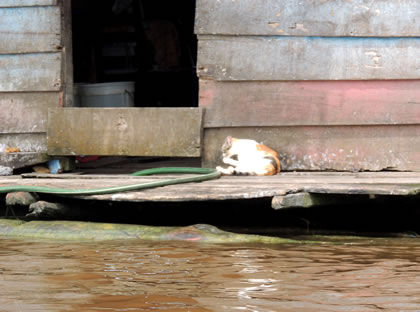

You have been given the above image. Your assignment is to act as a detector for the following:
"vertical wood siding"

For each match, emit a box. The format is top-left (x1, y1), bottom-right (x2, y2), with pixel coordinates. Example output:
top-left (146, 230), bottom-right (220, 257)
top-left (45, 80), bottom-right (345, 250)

top-left (196, 0), bottom-right (420, 171)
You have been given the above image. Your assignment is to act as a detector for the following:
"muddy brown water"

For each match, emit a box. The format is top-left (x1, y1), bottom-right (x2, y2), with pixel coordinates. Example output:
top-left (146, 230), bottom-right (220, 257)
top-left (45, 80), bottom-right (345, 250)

top-left (1, 236), bottom-right (420, 312)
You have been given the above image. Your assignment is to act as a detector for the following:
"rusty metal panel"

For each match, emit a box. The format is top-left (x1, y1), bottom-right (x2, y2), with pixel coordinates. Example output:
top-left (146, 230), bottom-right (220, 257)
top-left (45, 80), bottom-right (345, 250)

top-left (48, 108), bottom-right (203, 157)
top-left (0, 6), bottom-right (61, 54)
top-left (0, 52), bottom-right (61, 92)
top-left (202, 126), bottom-right (420, 172)
top-left (196, 0), bottom-right (420, 37)
top-left (0, 0), bottom-right (57, 7)
top-left (0, 92), bottom-right (60, 133)
top-left (200, 80), bottom-right (420, 127)
top-left (198, 36), bottom-right (420, 81)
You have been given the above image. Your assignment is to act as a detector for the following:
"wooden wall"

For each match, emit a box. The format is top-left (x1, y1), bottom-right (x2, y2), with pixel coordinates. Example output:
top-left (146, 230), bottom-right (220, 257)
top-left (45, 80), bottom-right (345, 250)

top-left (196, 0), bottom-right (420, 171)
top-left (0, 0), bottom-right (68, 168)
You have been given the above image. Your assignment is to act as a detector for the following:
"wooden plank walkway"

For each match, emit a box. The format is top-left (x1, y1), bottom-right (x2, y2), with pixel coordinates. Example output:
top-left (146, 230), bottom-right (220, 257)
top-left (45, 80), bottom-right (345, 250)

top-left (0, 172), bottom-right (419, 209)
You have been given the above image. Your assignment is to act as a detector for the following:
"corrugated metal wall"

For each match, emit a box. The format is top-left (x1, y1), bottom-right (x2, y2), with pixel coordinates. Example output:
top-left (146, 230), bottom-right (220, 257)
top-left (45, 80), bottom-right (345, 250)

top-left (196, 0), bottom-right (420, 171)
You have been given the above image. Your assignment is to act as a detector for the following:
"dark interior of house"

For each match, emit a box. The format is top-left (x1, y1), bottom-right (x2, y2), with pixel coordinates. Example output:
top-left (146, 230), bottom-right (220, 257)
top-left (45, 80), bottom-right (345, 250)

top-left (72, 0), bottom-right (198, 107)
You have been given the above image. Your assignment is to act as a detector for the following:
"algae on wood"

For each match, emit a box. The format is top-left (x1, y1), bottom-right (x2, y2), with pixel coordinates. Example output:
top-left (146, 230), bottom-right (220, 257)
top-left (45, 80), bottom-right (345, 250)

top-left (0, 220), bottom-right (299, 244)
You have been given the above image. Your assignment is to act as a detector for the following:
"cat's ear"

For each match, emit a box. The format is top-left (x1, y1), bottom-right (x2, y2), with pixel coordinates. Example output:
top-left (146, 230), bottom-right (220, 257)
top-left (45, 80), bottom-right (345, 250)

top-left (226, 136), bottom-right (233, 145)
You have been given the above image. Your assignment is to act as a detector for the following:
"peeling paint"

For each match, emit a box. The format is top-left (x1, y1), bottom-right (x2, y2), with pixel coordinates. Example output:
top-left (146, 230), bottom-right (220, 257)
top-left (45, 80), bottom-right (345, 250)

top-left (268, 22), bottom-right (279, 28)
top-left (364, 51), bottom-right (383, 69)
top-left (290, 23), bottom-right (308, 32)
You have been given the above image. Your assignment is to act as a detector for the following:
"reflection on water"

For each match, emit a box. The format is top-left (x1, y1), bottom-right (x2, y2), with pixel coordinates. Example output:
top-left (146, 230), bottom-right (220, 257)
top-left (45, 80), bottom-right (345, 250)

top-left (1, 236), bottom-right (420, 311)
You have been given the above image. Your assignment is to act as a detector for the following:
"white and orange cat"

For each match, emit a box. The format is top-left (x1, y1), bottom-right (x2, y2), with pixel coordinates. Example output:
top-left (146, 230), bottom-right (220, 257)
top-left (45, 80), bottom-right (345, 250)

top-left (216, 136), bottom-right (281, 176)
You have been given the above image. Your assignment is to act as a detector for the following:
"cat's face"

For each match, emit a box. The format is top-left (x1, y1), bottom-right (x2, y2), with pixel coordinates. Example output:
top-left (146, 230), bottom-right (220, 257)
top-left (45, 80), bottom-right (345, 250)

top-left (221, 136), bottom-right (233, 155)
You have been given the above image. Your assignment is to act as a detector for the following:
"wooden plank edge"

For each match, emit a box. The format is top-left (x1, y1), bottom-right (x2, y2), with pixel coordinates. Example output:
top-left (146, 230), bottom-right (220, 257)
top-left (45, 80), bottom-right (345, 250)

top-left (0, 0), bottom-right (57, 7)
top-left (272, 192), bottom-right (370, 209)
top-left (199, 80), bottom-right (420, 127)
top-left (0, 152), bottom-right (49, 169)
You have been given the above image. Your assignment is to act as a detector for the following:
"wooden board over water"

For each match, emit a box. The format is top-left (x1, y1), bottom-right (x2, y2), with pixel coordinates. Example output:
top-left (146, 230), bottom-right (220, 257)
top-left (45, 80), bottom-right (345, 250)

top-left (1, 172), bottom-right (419, 208)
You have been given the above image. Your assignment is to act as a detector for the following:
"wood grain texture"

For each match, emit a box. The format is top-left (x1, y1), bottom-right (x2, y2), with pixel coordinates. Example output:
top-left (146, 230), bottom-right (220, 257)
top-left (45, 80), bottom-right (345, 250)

top-left (1, 172), bottom-right (418, 202)
top-left (0, 92), bottom-right (60, 133)
top-left (0, 6), bottom-right (60, 54)
top-left (200, 80), bottom-right (420, 127)
top-left (0, 0), bottom-right (56, 7)
top-left (0, 52), bottom-right (61, 92)
top-left (202, 126), bottom-right (420, 171)
top-left (48, 108), bottom-right (203, 157)
top-left (195, 0), bottom-right (420, 37)
top-left (60, 0), bottom-right (74, 107)
top-left (197, 36), bottom-right (420, 81)
top-left (0, 152), bottom-right (49, 169)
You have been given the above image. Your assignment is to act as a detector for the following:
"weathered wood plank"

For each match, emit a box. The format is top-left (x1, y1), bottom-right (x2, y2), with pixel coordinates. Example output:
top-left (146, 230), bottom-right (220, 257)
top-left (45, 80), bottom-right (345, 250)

top-left (202, 126), bottom-right (420, 171)
top-left (0, 53), bottom-right (62, 91)
top-left (0, 133), bottom-right (47, 153)
top-left (0, 0), bottom-right (57, 7)
top-left (61, 0), bottom-right (73, 107)
top-left (195, 0), bottom-right (420, 37)
top-left (2, 172), bottom-right (419, 202)
top-left (0, 6), bottom-right (60, 54)
top-left (18, 173), bottom-right (420, 185)
top-left (48, 108), bottom-right (203, 157)
top-left (0, 152), bottom-right (48, 169)
top-left (200, 80), bottom-right (420, 127)
top-left (272, 193), bottom-right (348, 209)
top-left (197, 36), bottom-right (420, 81)
top-left (0, 92), bottom-right (60, 133)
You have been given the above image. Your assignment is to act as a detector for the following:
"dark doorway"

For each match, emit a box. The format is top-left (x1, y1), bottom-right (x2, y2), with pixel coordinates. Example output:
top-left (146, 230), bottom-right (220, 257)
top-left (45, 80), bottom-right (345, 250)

top-left (72, 0), bottom-right (198, 107)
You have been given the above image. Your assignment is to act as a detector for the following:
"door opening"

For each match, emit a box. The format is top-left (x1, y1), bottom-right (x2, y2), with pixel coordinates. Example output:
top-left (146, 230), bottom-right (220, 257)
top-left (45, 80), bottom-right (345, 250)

top-left (72, 0), bottom-right (198, 108)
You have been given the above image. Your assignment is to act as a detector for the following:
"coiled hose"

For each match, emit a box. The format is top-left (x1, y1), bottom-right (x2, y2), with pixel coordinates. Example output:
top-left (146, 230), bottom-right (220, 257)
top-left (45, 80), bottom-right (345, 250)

top-left (0, 167), bottom-right (221, 196)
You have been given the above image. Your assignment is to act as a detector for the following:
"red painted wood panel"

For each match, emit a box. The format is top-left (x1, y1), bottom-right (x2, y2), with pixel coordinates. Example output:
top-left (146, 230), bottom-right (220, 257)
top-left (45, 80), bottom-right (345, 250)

top-left (200, 80), bottom-right (420, 127)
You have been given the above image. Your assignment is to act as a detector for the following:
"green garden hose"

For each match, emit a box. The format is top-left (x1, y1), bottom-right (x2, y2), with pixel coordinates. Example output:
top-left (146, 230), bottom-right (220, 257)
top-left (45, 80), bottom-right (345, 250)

top-left (0, 167), bottom-right (221, 196)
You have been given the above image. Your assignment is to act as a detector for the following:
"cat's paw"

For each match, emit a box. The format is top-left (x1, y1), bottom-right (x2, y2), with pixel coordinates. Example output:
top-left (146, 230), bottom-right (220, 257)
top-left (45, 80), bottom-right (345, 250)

top-left (216, 166), bottom-right (234, 175)
top-left (223, 157), bottom-right (239, 166)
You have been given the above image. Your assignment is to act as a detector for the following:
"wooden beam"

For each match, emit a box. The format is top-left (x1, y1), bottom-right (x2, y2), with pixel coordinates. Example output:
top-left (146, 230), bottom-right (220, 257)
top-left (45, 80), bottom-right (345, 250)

top-left (0, 53), bottom-right (62, 92)
top-left (48, 108), bottom-right (203, 157)
top-left (200, 80), bottom-right (420, 127)
top-left (0, 92), bottom-right (60, 133)
top-left (0, 6), bottom-right (60, 54)
top-left (59, 0), bottom-right (74, 107)
top-left (197, 36), bottom-right (420, 81)
top-left (202, 126), bottom-right (420, 171)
